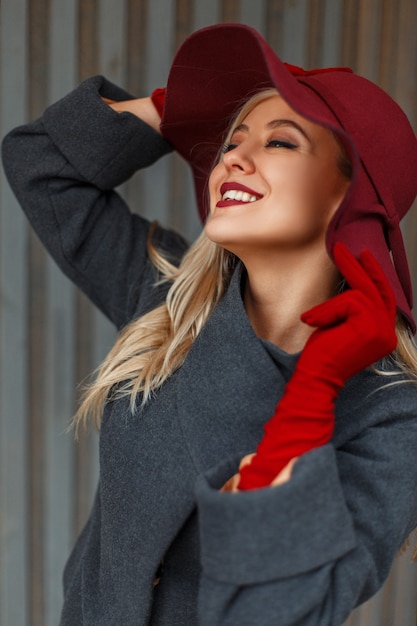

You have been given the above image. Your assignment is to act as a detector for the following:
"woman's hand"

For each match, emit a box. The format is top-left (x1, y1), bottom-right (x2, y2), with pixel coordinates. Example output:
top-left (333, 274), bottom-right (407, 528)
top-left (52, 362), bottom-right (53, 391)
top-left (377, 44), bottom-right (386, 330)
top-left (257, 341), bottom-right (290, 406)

top-left (102, 96), bottom-right (162, 134)
top-left (221, 455), bottom-right (298, 493)
top-left (298, 242), bottom-right (398, 386)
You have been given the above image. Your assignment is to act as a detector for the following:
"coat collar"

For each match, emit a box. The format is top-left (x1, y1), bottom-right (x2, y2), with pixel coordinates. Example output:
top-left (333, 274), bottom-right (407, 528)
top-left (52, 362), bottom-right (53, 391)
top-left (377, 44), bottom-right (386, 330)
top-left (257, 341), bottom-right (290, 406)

top-left (175, 263), bottom-right (296, 471)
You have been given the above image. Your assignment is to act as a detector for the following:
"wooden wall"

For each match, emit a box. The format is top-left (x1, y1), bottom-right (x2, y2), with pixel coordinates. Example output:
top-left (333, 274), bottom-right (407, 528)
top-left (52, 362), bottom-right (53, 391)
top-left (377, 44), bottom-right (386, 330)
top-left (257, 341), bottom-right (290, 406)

top-left (1, 1), bottom-right (416, 624)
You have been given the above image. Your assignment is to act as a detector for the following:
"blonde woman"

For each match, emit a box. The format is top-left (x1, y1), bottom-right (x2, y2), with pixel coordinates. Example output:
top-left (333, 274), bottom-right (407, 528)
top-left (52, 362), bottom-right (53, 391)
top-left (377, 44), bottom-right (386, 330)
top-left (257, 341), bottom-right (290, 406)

top-left (3, 23), bottom-right (417, 626)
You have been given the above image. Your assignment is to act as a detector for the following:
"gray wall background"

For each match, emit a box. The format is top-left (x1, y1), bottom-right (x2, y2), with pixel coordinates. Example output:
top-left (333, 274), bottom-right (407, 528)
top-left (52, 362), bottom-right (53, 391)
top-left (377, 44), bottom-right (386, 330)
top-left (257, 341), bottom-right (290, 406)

top-left (1, 1), bottom-right (417, 624)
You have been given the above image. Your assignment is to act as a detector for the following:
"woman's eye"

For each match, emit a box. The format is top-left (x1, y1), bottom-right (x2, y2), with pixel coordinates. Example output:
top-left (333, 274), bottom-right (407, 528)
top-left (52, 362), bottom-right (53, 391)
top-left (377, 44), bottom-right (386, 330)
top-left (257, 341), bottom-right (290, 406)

top-left (267, 139), bottom-right (297, 149)
top-left (221, 143), bottom-right (237, 153)
top-left (221, 139), bottom-right (297, 153)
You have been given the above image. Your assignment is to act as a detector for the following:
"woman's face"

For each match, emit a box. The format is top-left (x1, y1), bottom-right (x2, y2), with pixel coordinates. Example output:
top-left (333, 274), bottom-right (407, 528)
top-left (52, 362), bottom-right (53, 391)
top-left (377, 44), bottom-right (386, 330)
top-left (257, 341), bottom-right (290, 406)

top-left (206, 94), bottom-right (350, 259)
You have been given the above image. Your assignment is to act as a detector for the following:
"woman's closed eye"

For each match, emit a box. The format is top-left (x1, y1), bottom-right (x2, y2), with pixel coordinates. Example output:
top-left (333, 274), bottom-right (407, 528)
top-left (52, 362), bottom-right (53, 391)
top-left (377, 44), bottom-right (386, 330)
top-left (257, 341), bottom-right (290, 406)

top-left (221, 139), bottom-right (297, 153)
top-left (221, 142), bottom-right (238, 153)
top-left (266, 139), bottom-right (297, 149)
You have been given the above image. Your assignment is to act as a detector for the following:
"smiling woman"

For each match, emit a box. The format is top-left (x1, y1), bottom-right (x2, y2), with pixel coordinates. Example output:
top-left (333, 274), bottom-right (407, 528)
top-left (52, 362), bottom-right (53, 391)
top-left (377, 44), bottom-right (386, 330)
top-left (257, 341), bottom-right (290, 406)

top-left (2, 22), bottom-right (417, 626)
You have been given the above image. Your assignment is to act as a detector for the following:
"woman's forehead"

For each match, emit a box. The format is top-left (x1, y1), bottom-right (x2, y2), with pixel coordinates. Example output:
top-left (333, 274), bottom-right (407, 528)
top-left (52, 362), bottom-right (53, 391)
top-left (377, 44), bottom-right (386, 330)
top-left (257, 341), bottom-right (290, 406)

top-left (238, 94), bottom-right (339, 143)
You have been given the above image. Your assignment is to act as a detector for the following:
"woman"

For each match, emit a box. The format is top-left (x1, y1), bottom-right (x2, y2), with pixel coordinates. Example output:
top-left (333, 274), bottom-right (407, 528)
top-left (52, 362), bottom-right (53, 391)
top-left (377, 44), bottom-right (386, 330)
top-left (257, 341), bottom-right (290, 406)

top-left (2, 23), bottom-right (417, 626)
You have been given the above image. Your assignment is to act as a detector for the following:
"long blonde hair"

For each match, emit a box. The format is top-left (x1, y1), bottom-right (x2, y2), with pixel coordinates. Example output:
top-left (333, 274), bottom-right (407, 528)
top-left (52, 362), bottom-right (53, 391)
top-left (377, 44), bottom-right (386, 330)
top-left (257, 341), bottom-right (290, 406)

top-left (74, 89), bottom-right (417, 431)
top-left (74, 227), bottom-right (236, 429)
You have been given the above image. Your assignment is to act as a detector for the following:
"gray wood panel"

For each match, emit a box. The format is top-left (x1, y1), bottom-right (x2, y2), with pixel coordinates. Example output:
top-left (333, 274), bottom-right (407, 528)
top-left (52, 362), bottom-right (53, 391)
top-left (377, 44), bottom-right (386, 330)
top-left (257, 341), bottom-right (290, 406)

top-left (44, 2), bottom-right (79, 623)
top-left (1, 1), bottom-right (416, 624)
top-left (0, 1), bottom-right (30, 624)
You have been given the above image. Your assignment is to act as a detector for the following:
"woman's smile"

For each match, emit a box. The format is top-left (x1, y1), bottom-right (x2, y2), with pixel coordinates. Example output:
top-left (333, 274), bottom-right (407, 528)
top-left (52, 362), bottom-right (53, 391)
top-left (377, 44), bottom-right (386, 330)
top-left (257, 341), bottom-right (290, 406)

top-left (216, 182), bottom-right (263, 207)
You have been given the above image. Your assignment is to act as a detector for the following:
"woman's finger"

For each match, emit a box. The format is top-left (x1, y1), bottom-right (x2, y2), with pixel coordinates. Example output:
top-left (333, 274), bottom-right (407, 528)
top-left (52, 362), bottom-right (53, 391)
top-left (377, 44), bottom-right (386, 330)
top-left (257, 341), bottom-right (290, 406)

top-left (301, 290), bottom-right (365, 329)
top-left (359, 249), bottom-right (397, 317)
top-left (332, 242), bottom-right (380, 301)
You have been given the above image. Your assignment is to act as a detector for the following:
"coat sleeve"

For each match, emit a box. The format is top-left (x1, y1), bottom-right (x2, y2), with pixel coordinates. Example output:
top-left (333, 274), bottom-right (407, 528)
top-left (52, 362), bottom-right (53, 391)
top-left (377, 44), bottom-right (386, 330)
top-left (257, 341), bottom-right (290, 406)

top-left (1, 75), bottom-right (188, 329)
top-left (195, 378), bottom-right (417, 626)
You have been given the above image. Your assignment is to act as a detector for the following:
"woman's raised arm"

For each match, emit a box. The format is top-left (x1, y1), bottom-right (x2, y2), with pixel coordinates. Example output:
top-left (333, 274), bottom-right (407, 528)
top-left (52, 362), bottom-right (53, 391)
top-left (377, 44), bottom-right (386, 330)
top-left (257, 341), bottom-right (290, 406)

top-left (1, 76), bottom-right (187, 329)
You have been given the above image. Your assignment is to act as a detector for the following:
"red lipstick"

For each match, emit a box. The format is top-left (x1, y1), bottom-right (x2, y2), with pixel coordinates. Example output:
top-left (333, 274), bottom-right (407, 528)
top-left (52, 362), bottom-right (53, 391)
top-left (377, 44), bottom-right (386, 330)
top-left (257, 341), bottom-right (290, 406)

top-left (220, 182), bottom-right (261, 196)
top-left (216, 182), bottom-right (263, 208)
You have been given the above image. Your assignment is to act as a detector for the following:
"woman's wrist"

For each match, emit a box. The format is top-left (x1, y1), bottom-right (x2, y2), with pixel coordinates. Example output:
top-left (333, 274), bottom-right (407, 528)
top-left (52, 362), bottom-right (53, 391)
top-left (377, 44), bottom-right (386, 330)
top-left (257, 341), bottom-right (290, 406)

top-left (104, 96), bottom-right (162, 134)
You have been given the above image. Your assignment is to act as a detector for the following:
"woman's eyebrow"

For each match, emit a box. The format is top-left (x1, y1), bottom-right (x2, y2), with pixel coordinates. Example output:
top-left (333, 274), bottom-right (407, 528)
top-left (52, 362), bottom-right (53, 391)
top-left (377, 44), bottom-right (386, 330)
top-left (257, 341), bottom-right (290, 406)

top-left (267, 119), bottom-right (311, 142)
top-left (231, 119), bottom-right (311, 143)
top-left (231, 123), bottom-right (249, 134)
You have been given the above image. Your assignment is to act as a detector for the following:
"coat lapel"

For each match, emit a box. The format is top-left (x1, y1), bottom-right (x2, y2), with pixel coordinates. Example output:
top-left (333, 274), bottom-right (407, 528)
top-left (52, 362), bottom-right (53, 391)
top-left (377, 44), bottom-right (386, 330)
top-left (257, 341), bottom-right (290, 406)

top-left (175, 265), bottom-right (290, 471)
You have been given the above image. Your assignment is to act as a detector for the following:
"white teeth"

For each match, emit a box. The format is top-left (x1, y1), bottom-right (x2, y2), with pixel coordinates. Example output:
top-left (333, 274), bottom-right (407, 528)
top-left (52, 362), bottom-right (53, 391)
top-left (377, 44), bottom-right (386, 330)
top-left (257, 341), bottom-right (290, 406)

top-left (222, 189), bottom-right (258, 203)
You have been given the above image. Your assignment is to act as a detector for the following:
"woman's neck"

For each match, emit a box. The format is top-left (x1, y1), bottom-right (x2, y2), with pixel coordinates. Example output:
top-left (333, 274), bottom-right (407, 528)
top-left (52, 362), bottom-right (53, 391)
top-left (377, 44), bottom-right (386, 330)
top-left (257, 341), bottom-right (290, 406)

top-left (242, 248), bottom-right (341, 353)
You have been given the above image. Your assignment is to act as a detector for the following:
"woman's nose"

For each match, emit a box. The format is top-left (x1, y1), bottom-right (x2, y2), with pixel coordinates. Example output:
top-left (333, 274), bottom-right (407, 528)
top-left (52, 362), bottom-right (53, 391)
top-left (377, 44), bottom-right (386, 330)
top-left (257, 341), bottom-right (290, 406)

top-left (222, 144), bottom-right (255, 173)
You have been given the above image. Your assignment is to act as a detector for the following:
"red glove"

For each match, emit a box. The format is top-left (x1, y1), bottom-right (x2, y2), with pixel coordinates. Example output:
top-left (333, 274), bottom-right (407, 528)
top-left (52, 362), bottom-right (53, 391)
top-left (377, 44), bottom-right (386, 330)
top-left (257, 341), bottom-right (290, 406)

top-left (150, 87), bottom-right (166, 118)
top-left (238, 243), bottom-right (398, 490)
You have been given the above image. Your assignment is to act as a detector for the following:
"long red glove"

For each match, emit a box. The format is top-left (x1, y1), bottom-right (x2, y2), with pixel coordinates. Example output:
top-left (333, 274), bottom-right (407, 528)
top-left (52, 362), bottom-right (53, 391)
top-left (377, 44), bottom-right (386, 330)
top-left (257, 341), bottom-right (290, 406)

top-left (238, 243), bottom-right (398, 490)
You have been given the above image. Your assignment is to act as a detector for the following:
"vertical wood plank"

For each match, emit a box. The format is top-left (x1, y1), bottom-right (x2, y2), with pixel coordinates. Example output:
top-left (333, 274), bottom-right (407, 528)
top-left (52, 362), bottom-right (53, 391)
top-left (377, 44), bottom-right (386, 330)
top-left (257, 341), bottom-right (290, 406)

top-left (240, 0), bottom-right (267, 33)
top-left (77, 0), bottom-right (99, 81)
top-left (0, 0), bottom-right (29, 624)
top-left (74, 0), bottom-right (101, 543)
top-left (390, 549), bottom-right (417, 625)
top-left (341, 0), bottom-right (360, 69)
top-left (393, 0), bottom-right (417, 333)
top-left (124, 0), bottom-right (149, 246)
top-left (169, 0), bottom-right (199, 238)
top-left (98, 0), bottom-right (127, 84)
top-left (93, 0), bottom-right (128, 422)
top-left (390, 0), bottom-right (417, 121)
top-left (278, 0), bottom-right (309, 66)
top-left (141, 0), bottom-right (175, 226)
top-left (321, 0), bottom-right (344, 65)
top-left (306, 0), bottom-right (326, 66)
top-left (43, 1), bottom-right (79, 623)
top-left (72, 0), bottom-right (99, 473)
top-left (126, 0), bottom-right (148, 95)
top-left (27, 1), bottom-right (50, 622)
top-left (221, 0), bottom-right (240, 22)
top-left (194, 0), bottom-right (221, 27)
top-left (266, 0), bottom-right (285, 53)
top-left (377, 0), bottom-right (400, 93)
top-left (356, 0), bottom-right (383, 80)
top-left (176, 0), bottom-right (195, 45)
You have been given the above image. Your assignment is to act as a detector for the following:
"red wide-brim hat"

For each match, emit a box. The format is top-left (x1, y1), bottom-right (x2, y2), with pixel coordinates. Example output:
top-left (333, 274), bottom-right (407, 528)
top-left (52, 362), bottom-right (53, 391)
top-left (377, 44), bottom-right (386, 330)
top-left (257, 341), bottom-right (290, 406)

top-left (160, 23), bottom-right (417, 332)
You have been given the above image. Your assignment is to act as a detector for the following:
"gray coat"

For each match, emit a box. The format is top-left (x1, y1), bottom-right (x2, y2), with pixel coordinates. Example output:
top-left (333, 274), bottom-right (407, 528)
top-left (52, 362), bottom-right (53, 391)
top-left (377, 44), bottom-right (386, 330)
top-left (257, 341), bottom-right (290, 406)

top-left (3, 75), bottom-right (417, 626)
